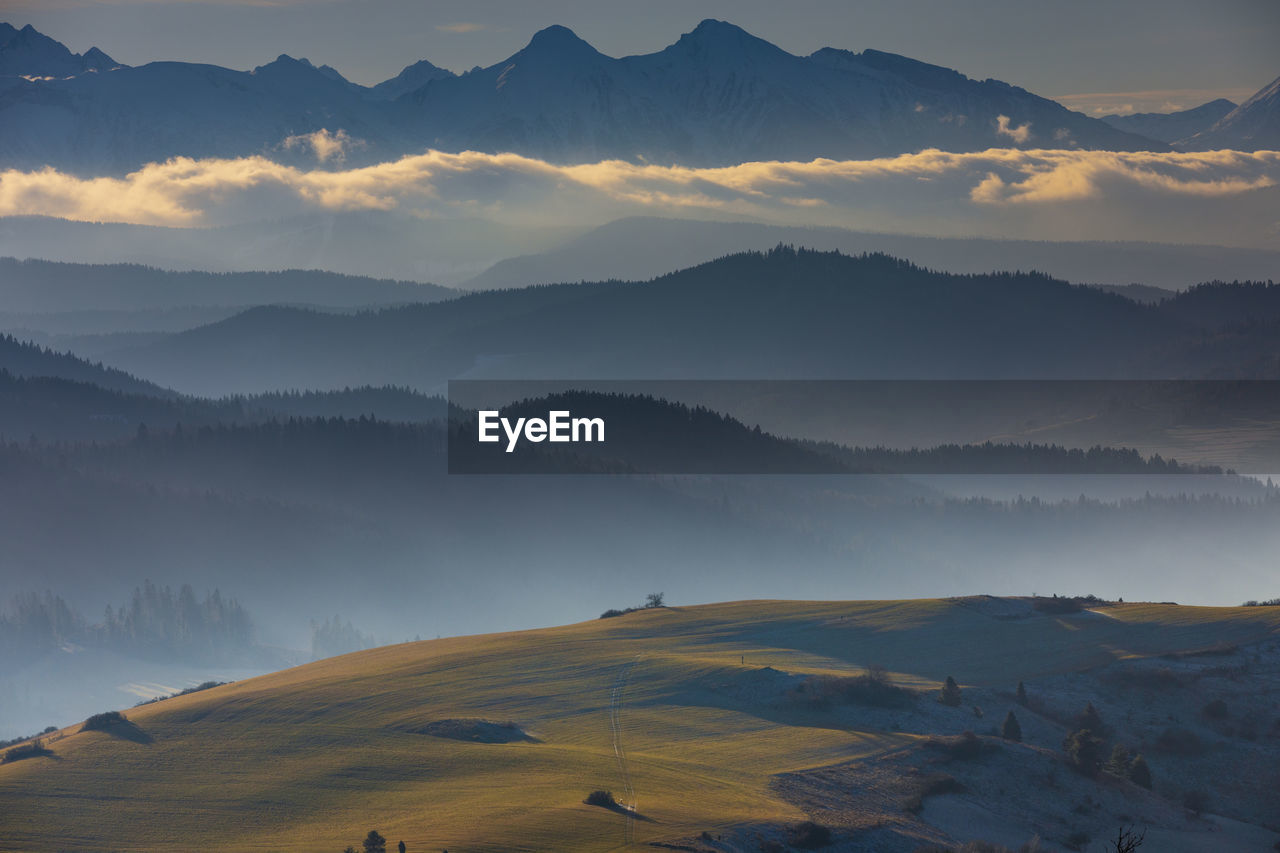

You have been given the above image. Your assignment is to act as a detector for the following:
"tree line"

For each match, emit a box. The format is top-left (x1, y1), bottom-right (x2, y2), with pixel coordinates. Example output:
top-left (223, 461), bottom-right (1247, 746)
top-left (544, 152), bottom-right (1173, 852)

top-left (0, 582), bottom-right (254, 664)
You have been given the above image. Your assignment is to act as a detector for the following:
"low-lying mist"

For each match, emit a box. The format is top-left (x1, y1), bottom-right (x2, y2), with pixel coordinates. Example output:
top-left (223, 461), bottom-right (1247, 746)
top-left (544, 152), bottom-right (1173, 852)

top-left (4, 417), bottom-right (1279, 738)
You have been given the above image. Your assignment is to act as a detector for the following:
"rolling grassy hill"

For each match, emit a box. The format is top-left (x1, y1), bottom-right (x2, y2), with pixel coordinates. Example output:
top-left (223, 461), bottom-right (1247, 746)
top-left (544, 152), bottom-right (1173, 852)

top-left (3, 598), bottom-right (1279, 852)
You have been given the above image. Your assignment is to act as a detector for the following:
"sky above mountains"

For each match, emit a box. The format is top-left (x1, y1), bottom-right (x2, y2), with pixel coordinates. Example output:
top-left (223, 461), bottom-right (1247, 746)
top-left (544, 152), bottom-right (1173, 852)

top-left (4, 0), bottom-right (1276, 115)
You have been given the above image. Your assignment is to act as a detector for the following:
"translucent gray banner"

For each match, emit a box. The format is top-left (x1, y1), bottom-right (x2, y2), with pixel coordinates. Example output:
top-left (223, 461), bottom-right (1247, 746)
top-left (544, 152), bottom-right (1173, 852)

top-left (447, 380), bottom-right (1280, 475)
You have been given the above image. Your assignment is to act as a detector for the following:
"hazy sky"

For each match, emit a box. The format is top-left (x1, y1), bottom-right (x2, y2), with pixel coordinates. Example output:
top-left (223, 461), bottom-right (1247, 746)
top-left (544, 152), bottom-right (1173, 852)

top-left (2, 0), bottom-right (1276, 114)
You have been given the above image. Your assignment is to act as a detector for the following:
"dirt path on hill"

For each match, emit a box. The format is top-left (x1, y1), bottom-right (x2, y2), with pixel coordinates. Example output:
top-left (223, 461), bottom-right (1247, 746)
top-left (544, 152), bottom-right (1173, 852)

top-left (609, 654), bottom-right (642, 846)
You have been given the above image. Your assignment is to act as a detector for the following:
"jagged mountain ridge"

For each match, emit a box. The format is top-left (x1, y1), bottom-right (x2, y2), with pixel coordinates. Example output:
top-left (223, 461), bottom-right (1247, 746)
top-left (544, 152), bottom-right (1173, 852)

top-left (0, 51), bottom-right (408, 171)
top-left (0, 22), bottom-right (120, 79)
top-left (0, 19), bottom-right (1165, 172)
top-left (401, 21), bottom-right (1161, 164)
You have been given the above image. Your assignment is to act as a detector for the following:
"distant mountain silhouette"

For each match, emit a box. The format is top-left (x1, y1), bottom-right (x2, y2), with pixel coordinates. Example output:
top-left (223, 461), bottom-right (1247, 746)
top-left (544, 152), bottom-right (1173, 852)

top-left (96, 247), bottom-right (1280, 397)
top-left (0, 48), bottom-right (406, 171)
top-left (0, 333), bottom-right (172, 397)
top-left (1100, 98), bottom-right (1236, 144)
top-left (0, 370), bottom-right (448, 441)
top-left (0, 20), bottom-right (1164, 171)
top-left (0, 257), bottom-right (456, 313)
top-left (0, 334), bottom-right (451, 439)
top-left (460, 216), bottom-right (1280, 292)
top-left (397, 20), bottom-right (1162, 165)
top-left (1181, 75), bottom-right (1280, 151)
top-left (0, 332), bottom-right (453, 439)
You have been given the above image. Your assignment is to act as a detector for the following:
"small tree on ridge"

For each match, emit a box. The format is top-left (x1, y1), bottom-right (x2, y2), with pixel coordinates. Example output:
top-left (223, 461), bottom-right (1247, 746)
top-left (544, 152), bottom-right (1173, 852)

top-left (939, 676), bottom-right (962, 707)
top-left (1001, 710), bottom-right (1022, 742)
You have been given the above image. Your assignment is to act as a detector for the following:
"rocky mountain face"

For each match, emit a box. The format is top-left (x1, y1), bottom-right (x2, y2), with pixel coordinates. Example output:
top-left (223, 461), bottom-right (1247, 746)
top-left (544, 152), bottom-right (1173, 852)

top-left (0, 22), bottom-right (121, 78)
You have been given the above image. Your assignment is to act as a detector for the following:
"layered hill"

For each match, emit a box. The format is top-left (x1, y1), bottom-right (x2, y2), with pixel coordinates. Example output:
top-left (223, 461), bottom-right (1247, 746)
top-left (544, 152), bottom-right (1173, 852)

top-left (460, 216), bottom-right (1280, 293)
top-left (0, 213), bottom-right (573, 286)
top-left (0, 258), bottom-right (455, 313)
top-left (2, 599), bottom-right (1278, 851)
top-left (0, 20), bottom-right (1163, 172)
top-left (96, 248), bottom-right (1280, 397)
top-left (0, 258), bottom-right (460, 354)
top-left (0, 333), bottom-right (457, 440)
top-left (0, 332), bottom-right (173, 397)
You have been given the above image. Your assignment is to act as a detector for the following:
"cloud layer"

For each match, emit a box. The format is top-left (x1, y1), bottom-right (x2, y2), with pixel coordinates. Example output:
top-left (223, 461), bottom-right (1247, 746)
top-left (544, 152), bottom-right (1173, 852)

top-left (1, 145), bottom-right (1277, 248)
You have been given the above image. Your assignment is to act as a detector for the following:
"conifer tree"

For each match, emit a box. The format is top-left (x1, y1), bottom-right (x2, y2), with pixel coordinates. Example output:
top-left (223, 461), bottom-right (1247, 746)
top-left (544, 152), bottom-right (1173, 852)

top-left (1063, 728), bottom-right (1106, 776)
top-left (1104, 744), bottom-right (1132, 776)
top-left (939, 676), bottom-right (962, 706)
top-left (1001, 710), bottom-right (1022, 742)
top-left (1073, 701), bottom-right (1106, 735)
top-left (1128, 754), bottom-right (1153, 790)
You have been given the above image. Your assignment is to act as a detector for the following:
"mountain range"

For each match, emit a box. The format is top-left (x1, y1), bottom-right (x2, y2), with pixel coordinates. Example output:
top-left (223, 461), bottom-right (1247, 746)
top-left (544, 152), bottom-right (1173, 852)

top-left (1099, 98), bottom-right (1237, 144)
top-left (0, 19), bottom-right (1181, 172)
top-left (1181, 74), bottom-right (1280, 151)
top-left (1098, 76), bottom-right (1280, 151)
top-left (0, 22), bottom-right (119, 78)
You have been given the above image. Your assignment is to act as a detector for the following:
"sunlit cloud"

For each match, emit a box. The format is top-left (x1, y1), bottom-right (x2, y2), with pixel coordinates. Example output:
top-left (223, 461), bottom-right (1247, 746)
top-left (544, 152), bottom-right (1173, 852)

top-left (995, 115), bottom-right (1032, 145)
top-left (1, 144), bottom-right (1277, 247)
top-left (280, 129), bottom-right (365, 163)
top-left (967, 150), bottom-right (1275, 205)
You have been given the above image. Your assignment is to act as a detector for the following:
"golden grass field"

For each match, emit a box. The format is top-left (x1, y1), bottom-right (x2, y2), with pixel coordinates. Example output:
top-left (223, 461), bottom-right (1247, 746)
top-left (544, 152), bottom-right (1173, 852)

top-left (2, 598), bottom-right (1279, 852)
